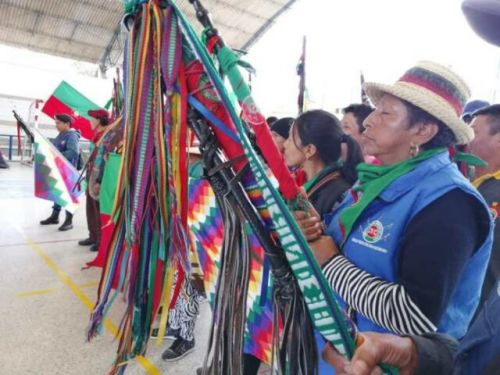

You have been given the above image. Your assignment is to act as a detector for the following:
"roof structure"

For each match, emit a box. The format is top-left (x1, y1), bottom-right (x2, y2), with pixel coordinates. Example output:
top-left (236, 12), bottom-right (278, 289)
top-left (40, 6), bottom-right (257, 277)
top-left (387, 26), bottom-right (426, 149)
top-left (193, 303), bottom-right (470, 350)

top-left (0, 0), bottom-right (297, 72)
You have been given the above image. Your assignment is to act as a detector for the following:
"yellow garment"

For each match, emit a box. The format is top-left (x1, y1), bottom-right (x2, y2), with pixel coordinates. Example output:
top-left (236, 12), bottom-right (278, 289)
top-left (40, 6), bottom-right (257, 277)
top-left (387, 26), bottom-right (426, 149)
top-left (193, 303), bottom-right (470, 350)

top-left (472, 170), bottom-right (500, 188)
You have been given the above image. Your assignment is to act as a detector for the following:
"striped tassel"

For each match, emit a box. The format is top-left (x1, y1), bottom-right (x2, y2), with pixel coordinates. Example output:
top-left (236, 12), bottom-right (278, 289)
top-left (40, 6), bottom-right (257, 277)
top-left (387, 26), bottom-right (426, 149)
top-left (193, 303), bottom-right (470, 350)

top-left (87, 2), bottom-right (189, 373)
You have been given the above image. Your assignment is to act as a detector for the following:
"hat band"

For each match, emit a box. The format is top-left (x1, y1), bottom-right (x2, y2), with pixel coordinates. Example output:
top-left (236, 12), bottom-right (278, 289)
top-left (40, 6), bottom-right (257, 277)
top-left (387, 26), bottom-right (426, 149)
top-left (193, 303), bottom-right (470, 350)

top-left (399, 74), bottom-right (463, 116)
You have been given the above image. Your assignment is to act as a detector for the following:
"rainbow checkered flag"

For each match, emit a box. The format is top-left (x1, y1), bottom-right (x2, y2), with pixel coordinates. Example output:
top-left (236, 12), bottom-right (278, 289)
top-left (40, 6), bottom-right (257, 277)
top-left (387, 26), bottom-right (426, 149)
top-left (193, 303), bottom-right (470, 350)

top-left (33, 128), bottom-right (85, 213)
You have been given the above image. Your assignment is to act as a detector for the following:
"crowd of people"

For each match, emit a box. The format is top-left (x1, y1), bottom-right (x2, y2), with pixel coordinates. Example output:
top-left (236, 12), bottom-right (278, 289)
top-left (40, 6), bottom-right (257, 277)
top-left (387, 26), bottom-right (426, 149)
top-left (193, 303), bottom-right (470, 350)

top-left (37, 59), bottom-right (499, 374)
top-left (284, 62), bottom-right (499, 374)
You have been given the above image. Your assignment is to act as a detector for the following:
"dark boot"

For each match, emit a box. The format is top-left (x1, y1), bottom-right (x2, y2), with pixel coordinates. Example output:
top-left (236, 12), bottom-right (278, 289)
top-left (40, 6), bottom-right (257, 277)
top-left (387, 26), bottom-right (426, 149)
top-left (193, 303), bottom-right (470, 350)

top-left (161, 337), bottom-right (195, 362)
top-left (78, 238), bottom-right (95, 246)
top-left (40, 209), bottom-right (60, 225)
top-left (58, 212), bottom-right (73, 231)
top-left (0, 151), bottom-right (8, 169)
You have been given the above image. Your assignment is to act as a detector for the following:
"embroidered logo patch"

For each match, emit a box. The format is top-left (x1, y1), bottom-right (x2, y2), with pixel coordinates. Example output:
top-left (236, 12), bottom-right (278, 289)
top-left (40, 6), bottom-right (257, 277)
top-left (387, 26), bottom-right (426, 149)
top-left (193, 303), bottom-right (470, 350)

top-left (362, 220), bottom-right (384, 243)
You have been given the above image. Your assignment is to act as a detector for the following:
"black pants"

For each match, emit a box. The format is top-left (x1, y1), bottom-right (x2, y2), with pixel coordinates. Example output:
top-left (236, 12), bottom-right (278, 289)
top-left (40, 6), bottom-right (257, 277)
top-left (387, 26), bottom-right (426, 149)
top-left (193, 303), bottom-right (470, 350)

top-left (85, 189), bottom-right (101, 244)
top-left (243, 354), bottom-right (261, 375)
top-left (52, 203), bottom-right (70, 217)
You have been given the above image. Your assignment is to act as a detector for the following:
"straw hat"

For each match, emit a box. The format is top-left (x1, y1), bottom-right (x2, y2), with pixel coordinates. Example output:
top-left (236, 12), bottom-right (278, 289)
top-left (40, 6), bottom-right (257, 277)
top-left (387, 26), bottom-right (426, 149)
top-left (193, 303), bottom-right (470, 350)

top-left (364, 61), bottom-right (473, 145)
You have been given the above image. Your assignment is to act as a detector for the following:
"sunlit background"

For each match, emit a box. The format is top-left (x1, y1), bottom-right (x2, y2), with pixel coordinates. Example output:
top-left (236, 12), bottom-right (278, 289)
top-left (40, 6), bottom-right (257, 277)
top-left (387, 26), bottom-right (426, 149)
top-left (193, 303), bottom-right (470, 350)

top-left (0, 0), bottom-right (499, 126)
top-left (247, 0), bottom-right (500, 116)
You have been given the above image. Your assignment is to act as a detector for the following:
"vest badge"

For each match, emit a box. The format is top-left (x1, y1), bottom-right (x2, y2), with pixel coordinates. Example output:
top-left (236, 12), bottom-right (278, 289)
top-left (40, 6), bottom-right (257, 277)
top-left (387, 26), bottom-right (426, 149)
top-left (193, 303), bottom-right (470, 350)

top-left (362, 220), bottom-right (384, 244)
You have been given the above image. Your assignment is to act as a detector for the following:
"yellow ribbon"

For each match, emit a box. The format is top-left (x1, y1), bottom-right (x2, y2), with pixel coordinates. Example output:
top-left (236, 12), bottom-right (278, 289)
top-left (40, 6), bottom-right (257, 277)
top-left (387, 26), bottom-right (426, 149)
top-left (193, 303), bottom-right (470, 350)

top-left (155, 262), bottom-right (176, 347)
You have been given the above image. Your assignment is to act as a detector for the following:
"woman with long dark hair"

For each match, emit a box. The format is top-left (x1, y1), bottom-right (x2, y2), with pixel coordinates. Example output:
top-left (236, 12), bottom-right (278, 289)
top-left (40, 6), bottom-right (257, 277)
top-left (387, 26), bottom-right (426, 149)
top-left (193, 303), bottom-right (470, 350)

top-left (283, 109), bottom-right (364, 217)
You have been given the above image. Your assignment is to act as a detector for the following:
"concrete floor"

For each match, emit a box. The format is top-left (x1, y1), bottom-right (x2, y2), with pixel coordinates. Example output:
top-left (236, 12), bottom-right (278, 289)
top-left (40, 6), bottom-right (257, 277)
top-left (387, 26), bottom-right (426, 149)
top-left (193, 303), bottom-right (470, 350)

top-left (0, 163), bottom-right (212, 375)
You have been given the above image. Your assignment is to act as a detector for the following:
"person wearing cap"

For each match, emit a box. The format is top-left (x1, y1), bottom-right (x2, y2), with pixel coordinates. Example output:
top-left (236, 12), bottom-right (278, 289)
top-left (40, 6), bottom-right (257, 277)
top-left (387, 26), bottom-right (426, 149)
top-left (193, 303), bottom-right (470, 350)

top-left (78, 109), bottom-right (110, 251)
top-left (461, 99), bottom-right (490, 124)
top-left (452, 100), bottom-right (490, 178)
top-left (295, 62), bottom-right (493, 344)
top-left (40, 113), bottom-right (81, 230)
top-left (469, 104), bottom-right (500, 311)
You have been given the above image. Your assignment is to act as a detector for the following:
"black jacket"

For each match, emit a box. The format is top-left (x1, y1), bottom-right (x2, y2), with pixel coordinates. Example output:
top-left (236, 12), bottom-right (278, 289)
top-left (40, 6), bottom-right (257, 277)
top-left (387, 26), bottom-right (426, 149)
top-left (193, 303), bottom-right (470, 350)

top-left (476, 175), bottom-right (500, 311)
top-left (306, 166), bottom-right (351, 218)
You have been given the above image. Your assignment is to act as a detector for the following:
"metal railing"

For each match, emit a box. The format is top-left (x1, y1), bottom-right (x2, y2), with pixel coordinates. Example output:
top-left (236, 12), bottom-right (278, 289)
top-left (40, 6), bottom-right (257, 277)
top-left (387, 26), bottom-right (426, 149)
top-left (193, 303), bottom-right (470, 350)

top-left (0, 134), bottom-right (26, 161)
top-left (0, 133), bottom-right (91, 161)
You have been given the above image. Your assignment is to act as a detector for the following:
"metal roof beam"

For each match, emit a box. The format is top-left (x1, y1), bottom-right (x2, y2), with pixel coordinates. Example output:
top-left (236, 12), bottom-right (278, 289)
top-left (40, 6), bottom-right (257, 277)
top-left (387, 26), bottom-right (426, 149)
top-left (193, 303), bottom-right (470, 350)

top-left (242, 0), bottom-right (297, 50)
top-left (99, 24), bottom-right (123, 75)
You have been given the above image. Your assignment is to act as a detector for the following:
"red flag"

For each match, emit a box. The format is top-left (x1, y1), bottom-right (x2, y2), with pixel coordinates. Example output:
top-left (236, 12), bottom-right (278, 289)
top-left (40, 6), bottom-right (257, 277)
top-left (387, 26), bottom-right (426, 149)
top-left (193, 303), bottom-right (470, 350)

top-left (42, 81), bottom-right (102, 140)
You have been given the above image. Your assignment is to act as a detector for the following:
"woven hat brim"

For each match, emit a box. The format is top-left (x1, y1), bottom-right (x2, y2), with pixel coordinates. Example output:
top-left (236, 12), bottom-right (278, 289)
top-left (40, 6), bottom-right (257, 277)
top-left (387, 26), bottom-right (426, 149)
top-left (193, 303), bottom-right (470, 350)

top-left (364, 82), bottom-right (474, 145)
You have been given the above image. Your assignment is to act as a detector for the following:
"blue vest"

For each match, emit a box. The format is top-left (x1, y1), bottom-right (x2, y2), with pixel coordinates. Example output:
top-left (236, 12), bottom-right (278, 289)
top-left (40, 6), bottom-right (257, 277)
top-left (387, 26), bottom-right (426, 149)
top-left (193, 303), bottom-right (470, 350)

top-left (326, 152), bottom-right (493, 339)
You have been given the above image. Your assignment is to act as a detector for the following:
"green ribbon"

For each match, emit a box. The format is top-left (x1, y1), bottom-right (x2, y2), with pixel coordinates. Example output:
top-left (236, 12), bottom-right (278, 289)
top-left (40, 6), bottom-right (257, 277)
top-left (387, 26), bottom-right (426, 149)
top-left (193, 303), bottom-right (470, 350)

top-left (218, 46), bottom-right (256, 75)
top-left (123, 0), bottom-right (140, 15)
top-left (453, 151), bottom-right (488, 168)
top-left (340, 148), bottom-right (446, 242)
top-left (104, 98), bottom-right (113, 110)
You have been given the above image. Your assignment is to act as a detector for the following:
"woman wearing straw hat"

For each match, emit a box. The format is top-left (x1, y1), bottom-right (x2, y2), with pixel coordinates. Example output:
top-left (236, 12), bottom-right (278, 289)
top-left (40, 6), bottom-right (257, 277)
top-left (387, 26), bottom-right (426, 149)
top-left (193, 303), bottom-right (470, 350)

top-left (296, 61), bottom-right (493, 341)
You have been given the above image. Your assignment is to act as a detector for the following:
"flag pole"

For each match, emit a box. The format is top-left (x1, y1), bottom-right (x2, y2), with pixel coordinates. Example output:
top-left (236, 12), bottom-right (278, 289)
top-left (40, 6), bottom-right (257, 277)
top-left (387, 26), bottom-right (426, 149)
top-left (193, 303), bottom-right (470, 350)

top-left (297, 35), bottom-right (306, 114)
top-left (360, 70), bottom-right (371, 106)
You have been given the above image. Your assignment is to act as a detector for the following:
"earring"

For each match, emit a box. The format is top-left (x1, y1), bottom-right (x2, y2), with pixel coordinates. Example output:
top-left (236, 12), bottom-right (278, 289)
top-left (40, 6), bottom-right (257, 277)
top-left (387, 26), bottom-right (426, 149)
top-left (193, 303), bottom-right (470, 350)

top-left (410, 143), bottom-right (420, 157)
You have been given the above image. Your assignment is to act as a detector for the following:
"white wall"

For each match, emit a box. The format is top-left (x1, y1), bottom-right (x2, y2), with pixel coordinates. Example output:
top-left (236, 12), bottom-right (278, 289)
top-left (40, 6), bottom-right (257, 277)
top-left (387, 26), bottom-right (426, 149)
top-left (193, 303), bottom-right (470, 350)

top-left (0, 44), bottom-right (114, 137)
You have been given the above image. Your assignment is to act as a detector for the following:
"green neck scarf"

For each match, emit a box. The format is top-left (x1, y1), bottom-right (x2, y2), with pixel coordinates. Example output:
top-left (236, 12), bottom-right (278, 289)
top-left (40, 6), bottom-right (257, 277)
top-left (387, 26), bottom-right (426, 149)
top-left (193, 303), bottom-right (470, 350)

top-left (339, 148), bottom-right (446, 242)
top-left (303, 163), bottom-right (341, 193)
top-left (303, 172), bottom-right (322, 193)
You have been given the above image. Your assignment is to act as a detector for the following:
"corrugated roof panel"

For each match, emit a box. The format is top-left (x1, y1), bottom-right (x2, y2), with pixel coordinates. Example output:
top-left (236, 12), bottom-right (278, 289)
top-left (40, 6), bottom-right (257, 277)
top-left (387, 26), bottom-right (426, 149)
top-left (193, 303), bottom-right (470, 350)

top-left (212, 7), bottom-right (263, 31)
top-left (64, 3), bottom-right (120, 29)
top-left (30, 34), bottom-right (60, 51)
top-left (83, 0), bottom-right (123, 12)
top-left (79, 7), bottom-right (121, 29)
top-left (66, 3), bottom-right (95, 25)
top-left (214, 0), bottom-right (271, 20)
top-left (37, 15), bottom-right (76, 39)
top-left (0, 0), bottom-right (297, 64)
top-left (9, 0), bottom-right (118, 29)
top-left (73, 25), bottom-right (111, 47)
top-left (0, 25), bottom-right (27, 46)
top-left (246, 2), bottom-right (282, 15)
top-left (0, 3), bottom-right (37, 31)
